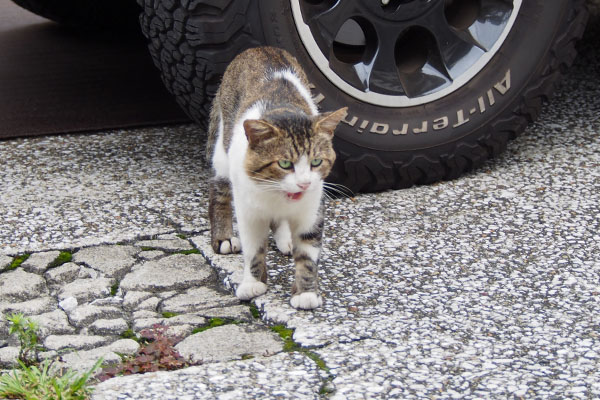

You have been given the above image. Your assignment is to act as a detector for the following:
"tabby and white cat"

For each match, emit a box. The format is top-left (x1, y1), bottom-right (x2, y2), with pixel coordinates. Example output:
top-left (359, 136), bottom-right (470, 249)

top-left (206, 46), bottom-right (346, 309)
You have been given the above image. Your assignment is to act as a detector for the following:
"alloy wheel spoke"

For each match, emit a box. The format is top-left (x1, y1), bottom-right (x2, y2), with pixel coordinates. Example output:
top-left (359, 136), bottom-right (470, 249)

top-left (303, 1), bottom-right (361, 57)
top-left (367, 24), bottom-right (405, 95)
top-left (426, 4), bottom-right (486, 80)
top-left (466, 0), bottom-right (514, 51)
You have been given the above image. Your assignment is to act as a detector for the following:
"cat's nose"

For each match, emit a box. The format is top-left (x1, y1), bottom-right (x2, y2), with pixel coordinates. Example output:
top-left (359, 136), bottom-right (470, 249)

top-left (297, 182), bottom-right (310, 191)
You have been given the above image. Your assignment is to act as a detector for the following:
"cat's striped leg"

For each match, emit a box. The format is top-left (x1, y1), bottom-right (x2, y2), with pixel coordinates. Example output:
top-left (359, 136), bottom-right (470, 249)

top-left (290, 215), bottom-right (325, 309)
top-left (208, 177), bottom-right (240, 254)
top-left (235, 217), bottom-right (270, 300)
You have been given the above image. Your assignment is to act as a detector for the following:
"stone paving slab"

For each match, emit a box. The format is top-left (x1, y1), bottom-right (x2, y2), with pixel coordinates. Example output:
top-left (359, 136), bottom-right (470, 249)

top-left (175, 324), bottom-right (283, 364)
top-left (92, 352), bottom-right (325, 400)
top-left (0, 236), bottom-right (283, 375)
top-left (0, 256), bottom-right (11, 270)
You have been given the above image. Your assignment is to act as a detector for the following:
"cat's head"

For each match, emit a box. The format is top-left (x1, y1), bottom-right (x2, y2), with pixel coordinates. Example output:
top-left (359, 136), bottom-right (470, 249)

top-left (243, 107), bottom-right (347, 201)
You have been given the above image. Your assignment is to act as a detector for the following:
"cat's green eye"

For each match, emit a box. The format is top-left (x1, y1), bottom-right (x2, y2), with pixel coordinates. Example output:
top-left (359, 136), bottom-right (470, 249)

top-left (278, 160), bottom-right (293, 169)
top-left (310, 158), bottom-right (323, 167)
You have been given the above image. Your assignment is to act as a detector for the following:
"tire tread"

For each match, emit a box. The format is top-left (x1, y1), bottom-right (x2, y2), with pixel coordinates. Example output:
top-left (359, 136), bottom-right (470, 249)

top-left (138, 0), bottom-right (262, 130)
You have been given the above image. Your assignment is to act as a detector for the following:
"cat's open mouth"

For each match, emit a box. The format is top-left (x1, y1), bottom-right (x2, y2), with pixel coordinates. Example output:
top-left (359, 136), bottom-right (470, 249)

top-left (286, 191), bottom-right (304, 201)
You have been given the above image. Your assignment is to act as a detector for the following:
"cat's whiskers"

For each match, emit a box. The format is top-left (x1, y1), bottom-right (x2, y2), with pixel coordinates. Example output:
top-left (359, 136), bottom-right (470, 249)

top-left (254, 182), bottom-right (281, 190)
top-left (252, 176), bottom-right (283, 193)
top-left (323, 182), bottom-right (354, 199)
top-left (252, 176), bottom-right (280, 185)
top-left (322, 191), bottom-right (334, 202)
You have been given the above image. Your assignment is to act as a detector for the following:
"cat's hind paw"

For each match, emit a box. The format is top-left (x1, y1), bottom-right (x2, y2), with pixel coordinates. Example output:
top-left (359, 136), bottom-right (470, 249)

top-left (290, 292), bottom-right (322, 310)
top-left (275, 236), bottom-right (293, 256)
top-left (215, 237), bottom-right (241, 254)
top-left (236, 280), bottom-right (268, 300)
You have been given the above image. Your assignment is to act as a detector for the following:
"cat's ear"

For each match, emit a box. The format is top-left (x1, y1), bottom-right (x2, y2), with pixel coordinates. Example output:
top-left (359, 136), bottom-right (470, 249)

top-left (243, 119), bottom-right (278, 148)
top-left (314, 107), bottom-right (348, 137)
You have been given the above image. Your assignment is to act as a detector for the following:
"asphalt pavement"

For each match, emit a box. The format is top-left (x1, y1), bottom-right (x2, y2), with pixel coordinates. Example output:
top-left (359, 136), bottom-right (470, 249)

top-left (1, 15), bottom-right (599, 400)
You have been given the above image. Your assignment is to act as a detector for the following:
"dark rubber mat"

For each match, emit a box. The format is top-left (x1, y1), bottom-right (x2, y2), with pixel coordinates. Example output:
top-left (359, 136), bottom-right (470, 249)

top-left (0, 1), bottom-right (190, 140)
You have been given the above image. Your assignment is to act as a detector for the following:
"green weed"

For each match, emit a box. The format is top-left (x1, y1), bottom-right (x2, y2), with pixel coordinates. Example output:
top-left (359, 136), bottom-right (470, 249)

top-left (0, 313), bottom-right (100, 399)
top-left (98, 324), bottom-right (192, 381)
top-left (0, 358), bottom-right (101, 400)
top-left (5, 313), bottom-right (43, 366)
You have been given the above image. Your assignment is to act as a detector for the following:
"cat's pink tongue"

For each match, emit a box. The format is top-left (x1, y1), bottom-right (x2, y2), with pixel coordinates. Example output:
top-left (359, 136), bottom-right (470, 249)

top-left (286, 192), bottom-right (304, 201)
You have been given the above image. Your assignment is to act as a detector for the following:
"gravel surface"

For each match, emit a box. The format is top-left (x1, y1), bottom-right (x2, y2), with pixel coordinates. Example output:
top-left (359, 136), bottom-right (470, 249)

top-left (0, 124), bottom-right (209, 254)
top-left (1, 12), bottom-right (599, 400)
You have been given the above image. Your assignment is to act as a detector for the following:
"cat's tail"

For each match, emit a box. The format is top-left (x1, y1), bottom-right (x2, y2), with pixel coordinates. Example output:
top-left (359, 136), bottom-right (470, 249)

top-left (205, 98), bottom-right (221, 163)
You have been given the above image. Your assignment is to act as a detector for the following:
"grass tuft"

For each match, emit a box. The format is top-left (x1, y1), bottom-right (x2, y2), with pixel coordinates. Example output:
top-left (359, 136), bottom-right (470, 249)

top-left (0, 358), bottom-right (102, 400)
top-left (0, 313), bottom-right (100, 399)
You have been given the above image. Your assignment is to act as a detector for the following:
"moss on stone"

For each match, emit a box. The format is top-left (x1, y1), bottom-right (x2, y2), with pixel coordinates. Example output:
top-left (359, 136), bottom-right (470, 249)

top-left (120, 329), bottom-right (138, 341)
top-left (270, 325), bottom-right (330, 372)
top-left (176, 249), bottom-right (200, 255)
top-left (110, 282), bottom-right (120, 296)
top-left (7, 254), bottom-right (30, 270)
top-left (270, 325), bottom-right (298, 352)
top-left (249, 303), bottom-right (260, 319)
top-left (191, 317), bottom-right (241, 334)
top-left (48, 251), bottom-right (72, 269)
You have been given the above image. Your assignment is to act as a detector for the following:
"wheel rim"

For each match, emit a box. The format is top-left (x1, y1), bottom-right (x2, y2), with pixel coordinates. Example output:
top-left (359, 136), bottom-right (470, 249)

top-left (291, 0), bottom-right (522, 107)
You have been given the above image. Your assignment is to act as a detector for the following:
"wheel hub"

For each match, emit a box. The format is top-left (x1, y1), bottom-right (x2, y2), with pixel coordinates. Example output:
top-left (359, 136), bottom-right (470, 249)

top-left (290, 0), bottom-right (522, 107)
top-left (374, 0), bottom-right (439, 21)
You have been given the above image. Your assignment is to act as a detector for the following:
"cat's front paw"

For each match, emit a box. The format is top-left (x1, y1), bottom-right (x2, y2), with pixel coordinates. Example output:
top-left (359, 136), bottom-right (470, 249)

top-left (236, 280), bottom-right (268, 300)
top-left (290, 292), bottom-right (322, 310)
top-left (214, 237), bottom-right (241, 254)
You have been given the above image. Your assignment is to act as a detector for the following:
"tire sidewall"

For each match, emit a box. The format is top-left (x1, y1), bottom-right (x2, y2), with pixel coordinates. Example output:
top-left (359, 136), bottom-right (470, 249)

top-left (258, 0), bottom-right (568, 154)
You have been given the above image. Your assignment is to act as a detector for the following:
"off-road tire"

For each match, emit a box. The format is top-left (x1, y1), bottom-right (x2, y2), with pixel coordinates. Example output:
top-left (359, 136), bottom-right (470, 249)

top-left (138, 0), bottom-right (588, 192)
